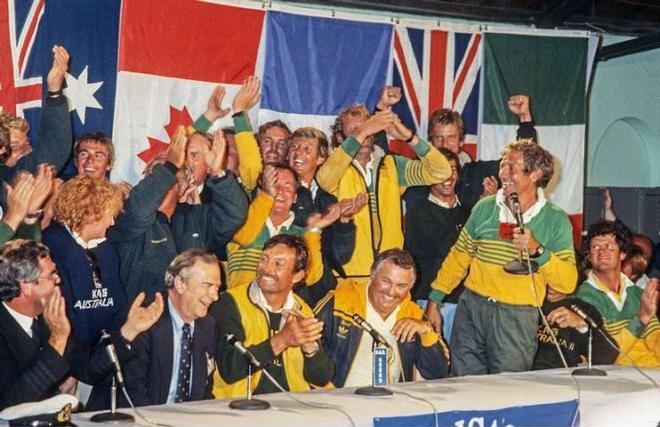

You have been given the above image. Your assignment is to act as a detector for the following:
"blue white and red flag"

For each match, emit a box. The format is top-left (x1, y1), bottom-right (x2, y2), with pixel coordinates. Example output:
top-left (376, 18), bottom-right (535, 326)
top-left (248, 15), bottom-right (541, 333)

top-left (258, 10), bottom-right (392, 141)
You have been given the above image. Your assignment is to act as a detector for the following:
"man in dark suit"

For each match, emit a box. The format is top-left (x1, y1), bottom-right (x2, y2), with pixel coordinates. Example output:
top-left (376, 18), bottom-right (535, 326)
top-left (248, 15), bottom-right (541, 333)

top-left (0, 239), bottom-right (164, 410)
top-left (123, 249), bottom-right (220, 406)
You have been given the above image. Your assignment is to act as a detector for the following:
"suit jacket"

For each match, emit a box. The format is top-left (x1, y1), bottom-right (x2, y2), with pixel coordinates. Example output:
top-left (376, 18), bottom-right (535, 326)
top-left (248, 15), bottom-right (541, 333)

top-left (123, 302), bottom-right (218, 406)
top-left (0, 303), bottom-right (116, 410)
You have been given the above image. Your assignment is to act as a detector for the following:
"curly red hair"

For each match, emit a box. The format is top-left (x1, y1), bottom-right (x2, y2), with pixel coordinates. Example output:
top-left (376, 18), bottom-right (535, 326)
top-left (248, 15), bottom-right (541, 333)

top-left (53, 176), bottom-right (123, 233)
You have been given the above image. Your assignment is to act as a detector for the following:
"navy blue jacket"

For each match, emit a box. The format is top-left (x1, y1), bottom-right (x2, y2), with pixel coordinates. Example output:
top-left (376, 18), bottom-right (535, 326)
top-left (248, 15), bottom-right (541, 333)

top-left (0, 303), bottom-right (130, 410)
top-left (42, 222), bottom-right (127, 347)
top-left (122, 301), bottom-right (217, 406)
top-left (107, 163), bottom-right (247, 302)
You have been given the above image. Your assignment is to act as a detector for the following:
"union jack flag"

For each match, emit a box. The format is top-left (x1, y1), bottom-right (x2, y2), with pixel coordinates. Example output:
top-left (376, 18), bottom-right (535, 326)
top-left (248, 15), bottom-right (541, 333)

top-left (0, 0), bottom-right (45, 116)
top-left (391, 26), bottom-right (482, 159)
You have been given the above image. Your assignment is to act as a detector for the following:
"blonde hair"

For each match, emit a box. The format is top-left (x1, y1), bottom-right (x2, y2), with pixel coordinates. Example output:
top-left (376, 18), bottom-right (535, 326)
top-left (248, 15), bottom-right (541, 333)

top-left (0, 112), bottom-right (29, 133)
top-left (53, 176), bottom-right (124, 233)
top-left (330, 104), bottom-right (370, 148)
top-left (501, 139), bottom-right (554, 188)
top-left (292, 126), bottom-right (329, 159)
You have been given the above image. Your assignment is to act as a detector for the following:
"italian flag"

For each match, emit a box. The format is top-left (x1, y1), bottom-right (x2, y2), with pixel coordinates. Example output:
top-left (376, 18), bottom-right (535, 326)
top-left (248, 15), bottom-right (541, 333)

top-left (479, 32), bottom-right (597, 243)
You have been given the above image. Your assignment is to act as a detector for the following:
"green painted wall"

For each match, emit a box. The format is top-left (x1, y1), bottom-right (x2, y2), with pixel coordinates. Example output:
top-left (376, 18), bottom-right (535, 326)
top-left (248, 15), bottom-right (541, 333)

top-left (588, 35), bottom-right (660, 187)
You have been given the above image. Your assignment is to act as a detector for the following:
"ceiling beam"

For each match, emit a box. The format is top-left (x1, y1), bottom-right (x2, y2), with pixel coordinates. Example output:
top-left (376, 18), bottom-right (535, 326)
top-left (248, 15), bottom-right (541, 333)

top-left (596, 33), bottom-right (660, 61)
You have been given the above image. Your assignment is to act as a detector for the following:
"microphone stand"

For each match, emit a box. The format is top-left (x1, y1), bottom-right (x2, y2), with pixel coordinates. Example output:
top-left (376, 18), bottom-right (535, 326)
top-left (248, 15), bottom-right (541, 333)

top-left (568, 306), bottom-right (607, 377)
top-left (91, 332), bottom-right (134, 423)
top-left (503, 191), bottom-right (538, 275)
top-left (229, 364), bottom-right (271, 410)
top-left (572, 327), bottom-right (607, 377)
top-left (227, 335), bottom-right (270, 410)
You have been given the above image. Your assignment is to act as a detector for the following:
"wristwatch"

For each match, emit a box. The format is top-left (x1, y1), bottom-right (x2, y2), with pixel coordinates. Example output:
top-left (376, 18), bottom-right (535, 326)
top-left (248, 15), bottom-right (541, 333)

top-left (530, 244), bottom-right (545, 258)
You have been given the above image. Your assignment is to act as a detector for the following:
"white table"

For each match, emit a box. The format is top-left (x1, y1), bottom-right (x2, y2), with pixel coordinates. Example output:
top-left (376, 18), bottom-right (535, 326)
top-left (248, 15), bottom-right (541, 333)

top-left (71, 366), bottom-right (660, 427)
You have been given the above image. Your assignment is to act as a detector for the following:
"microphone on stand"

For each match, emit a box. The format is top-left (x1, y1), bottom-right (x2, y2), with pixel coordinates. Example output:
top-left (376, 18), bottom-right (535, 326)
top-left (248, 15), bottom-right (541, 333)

top-left (90, 331), bottom-right (135, 423)
top-left (509, 191), bottom-right (525, 229)
top-left (568, 305), bottom-right (607, 377)
top-left (227, 333), bottom-right (262, 369)
top-left (226, 334), bottom-right (270, 410)
top-left (351, 313), bottom-right (392, 350)
top-left (350, 314), bottom-right (393, 396)
top-left (569, 304), bottom-right (599, 330)
top-left (101, 331), bottom-right (125, 387)
top-left (503, 190), bottom-right (539, 275)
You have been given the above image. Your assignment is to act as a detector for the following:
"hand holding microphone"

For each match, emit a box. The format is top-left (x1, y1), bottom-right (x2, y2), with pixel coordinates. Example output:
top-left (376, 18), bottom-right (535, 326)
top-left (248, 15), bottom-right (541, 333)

top-left (507, 190), bottom-right (541, 254)
top-left (502, 186), bottom-right (541, 274)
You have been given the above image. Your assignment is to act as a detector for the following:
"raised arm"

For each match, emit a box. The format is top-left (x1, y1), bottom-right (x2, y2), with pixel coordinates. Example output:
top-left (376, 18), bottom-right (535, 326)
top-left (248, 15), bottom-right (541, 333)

top-left (387, 116), bottom-right (451, 189)
top-left (197, 129), bottom-right (248, 249)
top-left (27, 46), bottom-right (72, 173)
top-left (508, 94), bottom-right (537, 142)
top-left (108, 127), bottom-right (186, 242)
top-left (316, 111), bottom-right (396, 194)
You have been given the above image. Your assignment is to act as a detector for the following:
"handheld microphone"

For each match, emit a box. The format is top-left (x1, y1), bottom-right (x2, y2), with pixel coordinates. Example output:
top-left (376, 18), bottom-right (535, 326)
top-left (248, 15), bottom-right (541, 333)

top-left (100, 330), bottom-right (125, 387)
top-left (351, 313), bottom-right (392, 350)
top-left (226, 333), bottom-right (262, 369)
top-left (569, 304), bottom-right (598, 329)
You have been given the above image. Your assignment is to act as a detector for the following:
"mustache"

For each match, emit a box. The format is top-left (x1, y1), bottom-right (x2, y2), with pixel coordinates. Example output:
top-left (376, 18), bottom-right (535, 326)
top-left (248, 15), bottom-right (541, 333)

top-left (256, 271), bottom-right (277, 282)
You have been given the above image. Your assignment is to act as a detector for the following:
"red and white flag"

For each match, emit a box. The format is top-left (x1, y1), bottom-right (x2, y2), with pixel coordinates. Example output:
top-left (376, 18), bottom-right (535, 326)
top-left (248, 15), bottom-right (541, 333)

top-left (112, 0), bottom-right (266, 183)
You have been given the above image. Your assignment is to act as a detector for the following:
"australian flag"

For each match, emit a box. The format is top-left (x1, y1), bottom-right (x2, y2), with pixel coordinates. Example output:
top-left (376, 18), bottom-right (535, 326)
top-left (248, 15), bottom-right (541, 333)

top-left (2, 0), bottom-right (120, 150)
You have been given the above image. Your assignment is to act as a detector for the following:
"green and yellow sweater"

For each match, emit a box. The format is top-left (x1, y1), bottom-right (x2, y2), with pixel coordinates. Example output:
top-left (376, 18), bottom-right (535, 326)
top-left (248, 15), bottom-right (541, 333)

top-left (576, 272), bottom-right (660, 368)
top-left (316, 136), bottom-right (450, 278)
top-left (429, 193), bottom-right (577, 306)
top-left (226, 192), bottom-right (323, 289)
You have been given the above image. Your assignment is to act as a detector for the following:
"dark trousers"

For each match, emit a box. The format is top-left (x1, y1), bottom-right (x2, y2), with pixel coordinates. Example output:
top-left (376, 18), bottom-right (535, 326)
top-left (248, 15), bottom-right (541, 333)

top-left (450, 288), bottom-right (539, 376)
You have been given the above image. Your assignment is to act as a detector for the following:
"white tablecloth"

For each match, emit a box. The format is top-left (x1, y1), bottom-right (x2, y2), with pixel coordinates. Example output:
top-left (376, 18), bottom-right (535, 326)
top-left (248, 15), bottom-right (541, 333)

top-left (69, 365), bottom-right (660, 427)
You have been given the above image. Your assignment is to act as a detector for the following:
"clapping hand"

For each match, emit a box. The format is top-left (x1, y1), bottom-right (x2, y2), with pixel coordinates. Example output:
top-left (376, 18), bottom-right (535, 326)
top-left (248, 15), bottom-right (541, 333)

top-left (120, 292), bottom-right (165, 342)
top-left (204, 129), bottom-right (228, 176)
top-left (47, 45), bottom-right (69, 93)
top-left (337, 192), bottom-right (368, 223)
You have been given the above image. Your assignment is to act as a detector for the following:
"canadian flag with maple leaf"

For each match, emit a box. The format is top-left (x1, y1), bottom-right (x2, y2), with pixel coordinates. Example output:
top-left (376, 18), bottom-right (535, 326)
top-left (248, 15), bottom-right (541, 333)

top-left (111, 0), bottom-right (265, 184)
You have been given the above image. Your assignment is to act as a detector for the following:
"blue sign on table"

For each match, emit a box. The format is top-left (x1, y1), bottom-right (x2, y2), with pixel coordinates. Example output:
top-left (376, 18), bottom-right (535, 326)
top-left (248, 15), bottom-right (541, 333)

top-left (374, 399), bottom-right (579, 427)
top-left (372, 346), bottom-right (389, 387)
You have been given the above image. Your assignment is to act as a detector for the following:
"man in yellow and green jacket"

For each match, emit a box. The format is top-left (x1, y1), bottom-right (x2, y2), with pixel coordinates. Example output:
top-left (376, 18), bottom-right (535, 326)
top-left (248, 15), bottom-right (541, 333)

top-left (316, 105), bottom-right (450, 281)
